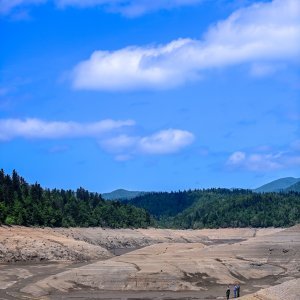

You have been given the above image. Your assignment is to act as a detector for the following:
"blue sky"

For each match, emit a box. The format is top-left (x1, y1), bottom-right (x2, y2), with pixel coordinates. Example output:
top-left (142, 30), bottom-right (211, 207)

top-left (0, 0), bottom-right (299, 192)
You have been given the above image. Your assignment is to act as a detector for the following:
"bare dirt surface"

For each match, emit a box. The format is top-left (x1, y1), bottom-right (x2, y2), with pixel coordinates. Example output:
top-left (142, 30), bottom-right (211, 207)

top-left (0, 262), bottom-right (90, 300)
top-left (240, 278), bottom-right (300, 300)
top-left (1, 227), bottom-right (281, 263)
top-left (0, 226), bottom-right (299, 299)
top-left (0, 226), bottom-right (112, 263)
top-left (52, 227), bottom-right (283, 250)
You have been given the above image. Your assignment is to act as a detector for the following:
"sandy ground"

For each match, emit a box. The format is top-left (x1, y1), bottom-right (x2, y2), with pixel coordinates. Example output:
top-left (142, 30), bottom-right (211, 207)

top-left (240, 278), bottom-right (300, 300)
top-left (52, 227), bottom-right (284, 250)
top-left (0, 226), bottom-right (112, 262)
top-left (0, 226), bottom-right (282, 263)
top-left (0, 262), bottom-right (90, 300)
top-left (0, 226), bottom-right (299, 299)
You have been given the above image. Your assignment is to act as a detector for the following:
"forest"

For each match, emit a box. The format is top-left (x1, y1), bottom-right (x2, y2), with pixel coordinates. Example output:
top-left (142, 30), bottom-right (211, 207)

top-left (0, 170), bottom-right (152, 228)
top-left (127, 189), bottom-right (300, 228)
top-left (1, 169), bottom-right (299, 228)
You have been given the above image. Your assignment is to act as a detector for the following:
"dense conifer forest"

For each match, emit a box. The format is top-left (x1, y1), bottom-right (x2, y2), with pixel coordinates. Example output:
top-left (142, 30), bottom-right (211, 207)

top-left (0, 170), bottom-right (152, 228)
top-left (1, 170), bottom-right (299, 228)
top-left (127, 189), bottom-right (300, 228)
top-left (125, 190), bottom-right (201, 217)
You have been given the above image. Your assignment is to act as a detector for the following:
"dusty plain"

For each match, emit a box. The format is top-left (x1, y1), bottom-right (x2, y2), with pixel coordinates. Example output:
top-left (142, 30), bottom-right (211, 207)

top-left (0, 226), bottom-right (299, 299)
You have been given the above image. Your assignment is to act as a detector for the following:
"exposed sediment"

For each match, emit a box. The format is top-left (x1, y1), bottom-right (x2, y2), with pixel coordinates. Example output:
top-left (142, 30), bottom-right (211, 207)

top-left (20, 226), bottom-right (300, 299)
top-left (0, 226), bottom-right (282, 263)
top-left (240, 278), bottom-right (300, 300)
top-left (51, 226), bottom-right (284, 249)
top-left (0, 226), bottom-right (112, 262)
top-left (1, 226), bottom-right (299, 299)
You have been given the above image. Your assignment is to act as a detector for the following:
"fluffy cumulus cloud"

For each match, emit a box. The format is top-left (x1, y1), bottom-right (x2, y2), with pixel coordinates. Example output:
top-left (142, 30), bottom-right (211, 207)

top-left (0, 118), bottom-right (135, 140)
top-left (71, 0), bottom-right (300, 91)
top-left (0, 118), bottom-right (195, 158)
top-left (0, 0), bottom-right (203, 16)
top-left (100, 129), bottom-right (195, 158)
top-left (227, 146), bottom-right (300, 172)
top-left (71, 39), bottom-right (196, 91)
top-left (138, 129), bottom-right (195, 154)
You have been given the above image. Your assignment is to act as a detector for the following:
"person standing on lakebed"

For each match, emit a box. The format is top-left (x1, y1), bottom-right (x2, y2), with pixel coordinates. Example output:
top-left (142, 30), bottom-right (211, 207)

top-left (234, 284), bottom-right (238, 298)
top-left (237, 284), bottom-right (240, 297)
top-left (226, 285), bottom-right (231, 299)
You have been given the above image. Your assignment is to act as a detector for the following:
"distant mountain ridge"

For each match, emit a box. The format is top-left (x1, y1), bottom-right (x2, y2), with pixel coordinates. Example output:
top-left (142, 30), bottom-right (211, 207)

top-left (1, 170), bottom-right (299, 229)
top-left (255, 177), bottom-right (300, 193)
top-left (284, 181), bottom-right (300, 192)
top-left (102, 189), bottom-right (147, 200)
top-left (103, 177), bottom-right (300, 200)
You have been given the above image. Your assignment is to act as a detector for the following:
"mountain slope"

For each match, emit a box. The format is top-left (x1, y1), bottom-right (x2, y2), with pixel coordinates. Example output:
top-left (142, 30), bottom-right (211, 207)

top-left (255, 177), bottom-right (300, 192)
top-left (284, 181), bottom-right (300, 192)
top-left (125, 190), bottom-right (201, 217)
top-left (170, 190), bottom-right (300, 228)
top-left (126, 188), bottom-right (300, 228)
top-left (102, 189), bottom-right (146, 200)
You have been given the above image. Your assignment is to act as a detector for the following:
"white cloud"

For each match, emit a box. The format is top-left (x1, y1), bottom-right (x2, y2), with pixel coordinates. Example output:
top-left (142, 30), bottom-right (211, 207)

top-left (227, 151), bottom-right (246, 165)
top-left (0, 0), bottom-right (204, 16)
top-left (99, 129), bottom-right (195, 159)
top-left (227, 147), bottom-right (300, 172)
top-left (0, 118), bottom-right (195, 158)
top-left (71, 39), bottom-right (195, 91)
top-left (227, 151), bottom-right (283, 171)
top-left (138, 129), bottom-right (195, 154)
top-left (0, 118), bottom-right (135, 140)
top-left (101, 134), bottom-right (138, 153)
top-left (71, 0), bottom-right (300, 91)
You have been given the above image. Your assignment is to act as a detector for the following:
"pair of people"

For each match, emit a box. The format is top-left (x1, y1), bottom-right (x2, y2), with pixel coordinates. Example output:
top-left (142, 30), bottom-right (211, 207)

top-left (226, 284), bottom-right (240, 299)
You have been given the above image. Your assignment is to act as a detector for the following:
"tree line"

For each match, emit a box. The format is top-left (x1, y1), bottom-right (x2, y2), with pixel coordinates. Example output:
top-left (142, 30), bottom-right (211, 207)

top-left (0, 169), bottom-right (152, 228)
top-left (124, 190), bottom-right (201, 218)
top-left (127, 189), bottom-right (300, 228)
top-left (1, 169), bottom-right (299, 229)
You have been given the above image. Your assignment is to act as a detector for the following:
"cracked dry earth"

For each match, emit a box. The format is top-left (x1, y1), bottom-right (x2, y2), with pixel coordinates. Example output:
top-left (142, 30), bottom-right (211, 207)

top-left (0, 226), bottom-right (299, 299)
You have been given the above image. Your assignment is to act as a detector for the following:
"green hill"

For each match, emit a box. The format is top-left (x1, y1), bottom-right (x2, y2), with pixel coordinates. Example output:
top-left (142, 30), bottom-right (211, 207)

top-left (2, 169), bottom-right (299, 229)
top-left (125, 190), bottom-right (202, 217)
top-left (284, 181), bottom-right (300, 192)
top-left (102, 189), bottom-right (147, 200)
top-left (0, 170), bottom-right (152, 228)
top-left (255, 177), bottom-right (300, 193)
top-left (169, 190), bottom-right (300, 228)
top-left (127, 188), bottom-right (300, 228)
